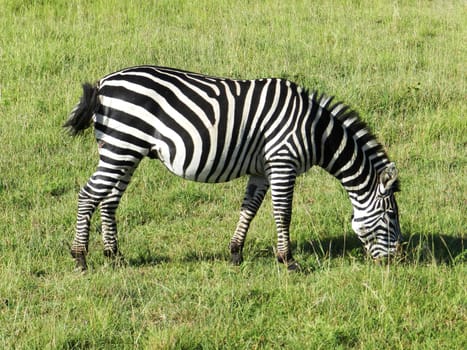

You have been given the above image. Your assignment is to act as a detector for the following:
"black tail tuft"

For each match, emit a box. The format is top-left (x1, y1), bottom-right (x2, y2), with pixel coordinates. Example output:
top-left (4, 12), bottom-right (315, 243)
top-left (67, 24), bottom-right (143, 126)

top-left (63, 83), bottom-right (99, 136)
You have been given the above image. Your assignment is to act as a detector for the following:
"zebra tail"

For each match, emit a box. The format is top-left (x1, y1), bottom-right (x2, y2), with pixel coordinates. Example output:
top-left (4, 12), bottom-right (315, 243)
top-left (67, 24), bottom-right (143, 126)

top-left (63, 82), bottom-right (99, 136)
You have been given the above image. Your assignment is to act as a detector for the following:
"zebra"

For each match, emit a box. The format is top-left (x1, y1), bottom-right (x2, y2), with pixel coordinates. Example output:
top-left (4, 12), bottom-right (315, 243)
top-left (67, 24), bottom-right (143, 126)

top-left (64, 66), bottom-right (402, 271)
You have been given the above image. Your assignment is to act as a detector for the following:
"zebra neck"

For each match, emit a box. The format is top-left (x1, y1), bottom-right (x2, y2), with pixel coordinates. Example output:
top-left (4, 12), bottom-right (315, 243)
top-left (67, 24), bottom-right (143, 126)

top-left (332, 139), bottom-right (389, 209)
top-left (307, 95), bottom-right (390, 208)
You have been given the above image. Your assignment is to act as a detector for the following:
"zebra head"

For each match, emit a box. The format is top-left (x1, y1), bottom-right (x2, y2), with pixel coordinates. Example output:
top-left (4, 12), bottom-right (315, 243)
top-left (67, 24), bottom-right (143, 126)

top-left (351, 162), bottom-right (403, 260)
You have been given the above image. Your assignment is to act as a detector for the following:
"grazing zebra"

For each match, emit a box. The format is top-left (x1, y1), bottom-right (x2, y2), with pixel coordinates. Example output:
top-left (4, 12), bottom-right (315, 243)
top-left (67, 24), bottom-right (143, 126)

top-left (64, 66), bottom-right (402, 271)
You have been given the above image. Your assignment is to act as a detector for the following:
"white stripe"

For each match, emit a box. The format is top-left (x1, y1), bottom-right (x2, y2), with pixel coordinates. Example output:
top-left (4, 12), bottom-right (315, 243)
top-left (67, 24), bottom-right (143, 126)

top-left (319, 117), bottom-right (334, 167)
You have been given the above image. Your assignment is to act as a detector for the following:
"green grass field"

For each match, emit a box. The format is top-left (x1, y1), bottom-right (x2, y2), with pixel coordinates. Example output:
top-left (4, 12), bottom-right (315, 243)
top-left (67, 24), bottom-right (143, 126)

top-left (1, 0), bottom-right (466, 348)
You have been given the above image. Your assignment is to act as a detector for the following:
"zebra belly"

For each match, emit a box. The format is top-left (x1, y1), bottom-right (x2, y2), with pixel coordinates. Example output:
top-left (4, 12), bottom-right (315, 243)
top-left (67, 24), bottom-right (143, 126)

top-left (151, 142), bottom-right (257, 183)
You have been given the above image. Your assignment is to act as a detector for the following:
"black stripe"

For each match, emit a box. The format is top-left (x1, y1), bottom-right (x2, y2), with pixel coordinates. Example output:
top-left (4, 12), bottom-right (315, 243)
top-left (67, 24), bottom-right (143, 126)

top-left (94, 122), bottom-right (149, 151)
top-left (311, 107), bottom-right (330, 165)
top-left (322, 120), bottom-right (344, 168)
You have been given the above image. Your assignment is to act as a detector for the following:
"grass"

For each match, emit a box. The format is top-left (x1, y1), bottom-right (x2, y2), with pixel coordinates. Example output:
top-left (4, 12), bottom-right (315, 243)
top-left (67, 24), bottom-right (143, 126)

top-left (0, 0), bottom-right (466, 348)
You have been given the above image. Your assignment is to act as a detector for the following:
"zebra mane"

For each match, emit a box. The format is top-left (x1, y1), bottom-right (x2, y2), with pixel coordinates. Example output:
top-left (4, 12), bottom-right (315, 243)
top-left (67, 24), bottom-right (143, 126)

top-left (310, 92), bottom-right (400, 192)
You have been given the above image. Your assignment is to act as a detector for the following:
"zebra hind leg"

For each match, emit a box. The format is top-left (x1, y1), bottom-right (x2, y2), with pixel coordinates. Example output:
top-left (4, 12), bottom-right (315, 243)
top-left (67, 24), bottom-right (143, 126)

top-left (229, 176), bottom-right (269, 265)
top-left (70, 186), bottom-right (101, 271)
top-left (70, 155), bottom-right (140, 271)
top-left (100, 166), bottom-right (138, 267)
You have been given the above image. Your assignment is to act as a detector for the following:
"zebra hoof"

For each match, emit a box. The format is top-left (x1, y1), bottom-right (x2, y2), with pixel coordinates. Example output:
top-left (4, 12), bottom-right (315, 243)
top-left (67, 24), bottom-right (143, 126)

top-left (287, 260), bottom-right (301, 272)
top-left (104, 249), bottom-right (127, 268)
top-left (103, 248), bottom-right (118, 258)
top-left (277, 253), bottom-right (301, 272)
top-left (229, 243), bottom-right (244, 265)
top-left (231, 252), bottom-right (244, 266)
top-left (71, 250), bottom-right (87, 272)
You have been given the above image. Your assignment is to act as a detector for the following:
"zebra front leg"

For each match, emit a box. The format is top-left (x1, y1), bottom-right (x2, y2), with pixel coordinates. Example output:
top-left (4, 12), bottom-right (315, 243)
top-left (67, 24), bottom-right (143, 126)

top-left (230, 176), bottom-right (269, 265)
top-left (268, 163), bottom-right (300, 271)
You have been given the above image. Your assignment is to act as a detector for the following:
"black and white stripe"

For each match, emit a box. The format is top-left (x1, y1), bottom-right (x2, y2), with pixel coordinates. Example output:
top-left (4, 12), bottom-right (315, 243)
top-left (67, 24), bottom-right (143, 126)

top-left (65, 66), bottom-right (402, 271)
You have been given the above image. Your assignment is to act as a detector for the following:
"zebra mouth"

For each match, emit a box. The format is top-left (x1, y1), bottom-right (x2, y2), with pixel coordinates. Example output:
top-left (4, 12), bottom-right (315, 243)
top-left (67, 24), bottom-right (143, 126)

top-left (374, 254), bottom-right (405, 265)
top-left (371, 241), bottom-right (406, 264)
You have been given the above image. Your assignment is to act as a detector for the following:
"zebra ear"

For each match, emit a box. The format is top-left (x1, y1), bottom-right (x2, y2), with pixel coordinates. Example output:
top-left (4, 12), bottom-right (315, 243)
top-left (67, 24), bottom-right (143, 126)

top-left (380, 162), bottom-right (398, 192)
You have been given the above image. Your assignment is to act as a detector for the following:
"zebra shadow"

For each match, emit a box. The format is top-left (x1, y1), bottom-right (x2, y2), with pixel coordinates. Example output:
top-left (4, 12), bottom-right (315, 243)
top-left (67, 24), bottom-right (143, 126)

top-left (402, 233), bottom-right (466, 265)
top-left (294, 232), bottom-right (466, 265)
top-left (127, 249), bottom-right (227, 267)
top-left (127, 250), bottom-right (171, 267)
top-left (125, 233), bottom-right (465, 268)
top-left (180, 250), bottom-right (229, 263)
top-left (296, 235), bottom-right (364, 259)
